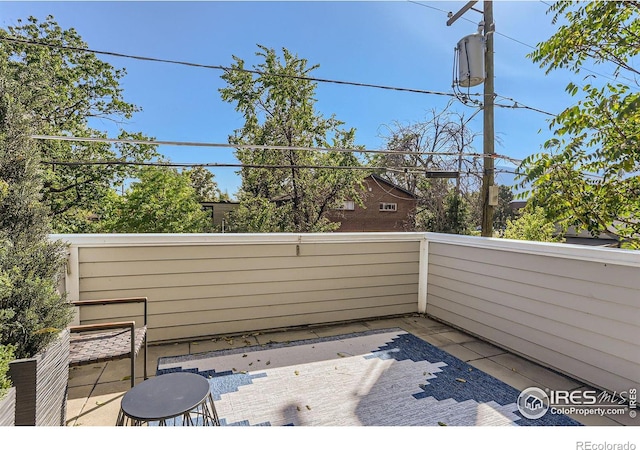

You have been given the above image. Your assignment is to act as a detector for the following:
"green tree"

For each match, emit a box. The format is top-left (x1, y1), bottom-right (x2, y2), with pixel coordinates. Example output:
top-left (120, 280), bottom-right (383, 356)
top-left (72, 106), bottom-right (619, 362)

top-left (503, 206), bottom-right (563, 243)
top-left (219, 45), bottom-right (365, 232)
top-left (0, 76), bottom-right (72, 359)
top-left (520, 1), bottom-right (640, 247)
top-left (492, 185), bottom-right (517, 231)
top-left (442, 191), bottom-right (471, 235)
top-left (185, 166), bottom-right (222, 202)
top-left (103, 166), bottom-right (210, 233)
top-left (0, 16), bottom-right (158, 232)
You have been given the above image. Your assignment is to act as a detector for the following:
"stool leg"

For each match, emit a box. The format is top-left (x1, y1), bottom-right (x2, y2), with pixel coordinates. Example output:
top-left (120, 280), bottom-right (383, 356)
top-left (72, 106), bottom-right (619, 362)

top-left (116, 409), bottom-right (125, 426)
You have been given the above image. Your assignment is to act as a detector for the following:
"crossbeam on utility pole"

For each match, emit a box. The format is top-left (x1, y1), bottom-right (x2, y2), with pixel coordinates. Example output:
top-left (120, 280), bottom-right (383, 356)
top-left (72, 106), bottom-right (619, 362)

top-left (446, 1), bottom-right (478, 26)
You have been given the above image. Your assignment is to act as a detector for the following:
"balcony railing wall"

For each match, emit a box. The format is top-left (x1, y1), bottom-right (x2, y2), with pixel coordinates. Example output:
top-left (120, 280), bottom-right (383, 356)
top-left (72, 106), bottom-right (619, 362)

top-left (424, 233), bottom-right (639, 396)
top-left (54, 232), bottom-right (640, 395)
top-left (57, 233), bottom-right (422, 343)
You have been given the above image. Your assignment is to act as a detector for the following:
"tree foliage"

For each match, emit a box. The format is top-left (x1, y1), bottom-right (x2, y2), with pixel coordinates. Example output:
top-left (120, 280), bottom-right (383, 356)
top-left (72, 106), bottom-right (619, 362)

top-left (185, 166), bottom-right (224, 202)
top-left (0, 76), bottom-right (72, 359)
top-left (521, 1), bottom-right (640, 247)
top-left (101, 166), bottom-right (210, 233)
top-left (220, 45), bottom-right (366, 232)
top-left (371, 104), bottom-right (482, 233)
top-left (492, 185), bottom-right (517, 231)
top-left (0, 16), bottom-right (158, 232)
top-left (0, 344), bottom-right (13, 399)
top-left (503, 206), bottom-right (563, 243)
top-left (442, 191), bottom-right (471, 235)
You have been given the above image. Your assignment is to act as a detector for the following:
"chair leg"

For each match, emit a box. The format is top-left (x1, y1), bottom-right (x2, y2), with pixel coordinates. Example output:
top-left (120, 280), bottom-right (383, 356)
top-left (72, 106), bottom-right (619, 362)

top-left (143, 337), bottom-right (148, 380)
top-left (131, 354), bottom-right (136, 388)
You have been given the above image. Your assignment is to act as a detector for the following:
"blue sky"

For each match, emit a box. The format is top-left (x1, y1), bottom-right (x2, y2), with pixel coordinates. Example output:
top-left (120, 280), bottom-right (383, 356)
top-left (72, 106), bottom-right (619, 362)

top-left (1, 1), bottom-right (604, 198)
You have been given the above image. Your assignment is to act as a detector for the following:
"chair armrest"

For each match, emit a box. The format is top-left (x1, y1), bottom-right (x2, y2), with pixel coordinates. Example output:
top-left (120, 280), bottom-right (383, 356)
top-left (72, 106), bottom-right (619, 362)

top-left (71, 297), bottom-right (148, 327)
top-left (70, 297), bottom-right (147, 307)
top-left (69, 321), bottom-right (135, 333)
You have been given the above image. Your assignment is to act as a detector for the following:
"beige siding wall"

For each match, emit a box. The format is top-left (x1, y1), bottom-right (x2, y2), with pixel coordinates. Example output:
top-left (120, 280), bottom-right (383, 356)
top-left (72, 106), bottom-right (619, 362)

top-left (58, 234), bottom-right (421, 342)
top-left (424, 233), bottom-right (640, 394)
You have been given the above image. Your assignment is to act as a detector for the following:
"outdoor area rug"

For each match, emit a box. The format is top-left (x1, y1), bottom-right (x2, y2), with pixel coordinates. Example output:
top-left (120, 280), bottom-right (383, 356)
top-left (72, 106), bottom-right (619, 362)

top-left (156, 328), bottom-right (581, 426)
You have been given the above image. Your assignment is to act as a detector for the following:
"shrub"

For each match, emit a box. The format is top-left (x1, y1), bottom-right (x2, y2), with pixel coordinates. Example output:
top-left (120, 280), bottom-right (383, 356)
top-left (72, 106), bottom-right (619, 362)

top-left (0, 74), bottom-right (72, 359)
top-left (0, 344), bottom-right (13, 399)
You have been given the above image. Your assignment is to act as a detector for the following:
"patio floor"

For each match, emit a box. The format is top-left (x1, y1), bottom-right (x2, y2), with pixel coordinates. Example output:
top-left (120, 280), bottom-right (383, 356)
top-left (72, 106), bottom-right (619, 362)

top-left (66, 314), bottom-right (634, 427)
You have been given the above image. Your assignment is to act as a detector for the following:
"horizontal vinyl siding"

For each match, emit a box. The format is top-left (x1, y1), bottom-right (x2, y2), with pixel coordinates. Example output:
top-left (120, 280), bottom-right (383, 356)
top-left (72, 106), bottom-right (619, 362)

top-left (74, 238), bottom-right (420, 342)
top-left (425, 239), bottom-right (640, 394)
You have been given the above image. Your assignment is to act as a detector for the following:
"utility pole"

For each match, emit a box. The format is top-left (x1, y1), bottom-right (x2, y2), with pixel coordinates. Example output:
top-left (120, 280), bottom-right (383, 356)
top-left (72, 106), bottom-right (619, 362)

top-left (447, 1), bottom-right (496, 237)
top-left (481, 1), bottom-right (495, 237)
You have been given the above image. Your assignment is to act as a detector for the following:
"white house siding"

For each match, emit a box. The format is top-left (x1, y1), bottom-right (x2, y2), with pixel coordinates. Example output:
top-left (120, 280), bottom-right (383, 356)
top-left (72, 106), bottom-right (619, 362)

top-left (424, 233), bottom-right (640, 395)
top-left (56, 234), bottom-right (422, 342)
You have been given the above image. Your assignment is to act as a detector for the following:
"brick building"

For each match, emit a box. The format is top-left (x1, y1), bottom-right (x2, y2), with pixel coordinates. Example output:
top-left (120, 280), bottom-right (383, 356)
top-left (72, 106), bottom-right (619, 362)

top-left (327, 174), bottom-right (417, 232)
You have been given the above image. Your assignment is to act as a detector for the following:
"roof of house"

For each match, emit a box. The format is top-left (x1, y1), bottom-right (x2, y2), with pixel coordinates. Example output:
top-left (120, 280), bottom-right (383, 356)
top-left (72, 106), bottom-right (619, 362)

top-left (271, 174), bottom-right (417, 203)
top-left (368, 174), bottom-right (417, 199)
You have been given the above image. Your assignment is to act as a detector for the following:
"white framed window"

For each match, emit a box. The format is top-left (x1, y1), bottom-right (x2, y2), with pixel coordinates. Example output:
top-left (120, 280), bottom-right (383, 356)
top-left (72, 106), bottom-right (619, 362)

top-left (336, 201), bottom-right (355, 210)
top-left (379, 202), bottom-right (397, 212)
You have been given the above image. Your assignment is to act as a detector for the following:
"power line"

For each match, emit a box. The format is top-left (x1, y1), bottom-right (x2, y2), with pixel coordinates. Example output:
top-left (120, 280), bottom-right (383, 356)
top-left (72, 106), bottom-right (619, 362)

top-left (29, 134), bottom-right (522, 163)
top-left (0, 36), bottom-right (477, 99)
top-left (494, 95), bottom-right (556, 117)
top-left (409, 0), bottom-right (629, 85)
top-left (2, 33), bottom-right (556, 124)
top-left (42, 158), bottom-right (461, 178)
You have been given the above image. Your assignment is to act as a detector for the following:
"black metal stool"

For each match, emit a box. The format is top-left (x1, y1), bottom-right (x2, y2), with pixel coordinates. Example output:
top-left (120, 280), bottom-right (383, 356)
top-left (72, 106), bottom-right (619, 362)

top-left (116, 372), bottom-right (220, 426)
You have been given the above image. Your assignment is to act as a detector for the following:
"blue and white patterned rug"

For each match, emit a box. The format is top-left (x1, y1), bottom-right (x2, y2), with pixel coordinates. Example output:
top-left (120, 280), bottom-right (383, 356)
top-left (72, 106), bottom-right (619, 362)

top-left (156, 328), bottom-right (580, 426)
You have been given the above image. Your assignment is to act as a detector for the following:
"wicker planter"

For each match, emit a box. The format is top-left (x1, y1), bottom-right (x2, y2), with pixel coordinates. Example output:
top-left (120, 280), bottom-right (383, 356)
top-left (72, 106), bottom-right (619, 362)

top-left (0, 387), bottom-right (16, 426)
top-left (8, 329), bottom-right (70, 426)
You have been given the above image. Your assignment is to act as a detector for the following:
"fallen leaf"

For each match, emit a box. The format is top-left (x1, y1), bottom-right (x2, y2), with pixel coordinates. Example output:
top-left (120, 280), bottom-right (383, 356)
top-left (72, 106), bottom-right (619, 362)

top-left (249, 362), bottom-right (253, 366)
top-left (438, 422), bottom-right (447, 426)
top-left (294, 370), bottom-right (299, 376)
top-left (306, 405), bottom-right (311, 410)
top-left (455, 378), bottom-right (467, 383)
top-left (266, 360), bottom-right (271, 365)
top-left (242, 354), bottom-right (248, 358)
top-left (296, 406), bottom-right (301, 411)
